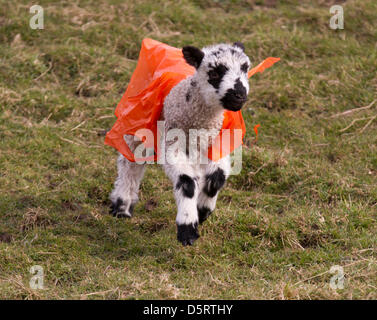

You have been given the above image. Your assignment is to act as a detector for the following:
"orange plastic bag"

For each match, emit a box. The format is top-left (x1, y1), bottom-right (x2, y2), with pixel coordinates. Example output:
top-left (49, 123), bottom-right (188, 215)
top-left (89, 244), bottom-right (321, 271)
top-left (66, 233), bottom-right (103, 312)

top-left (105, 38), bottom-right (280, 162)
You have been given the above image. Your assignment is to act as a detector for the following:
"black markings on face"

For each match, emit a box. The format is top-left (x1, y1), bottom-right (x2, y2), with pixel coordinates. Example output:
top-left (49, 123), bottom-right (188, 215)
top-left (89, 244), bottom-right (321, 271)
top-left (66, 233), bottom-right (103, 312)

top-left (241, 62), bottom-right (249, 73)
top-left (234, 78), bottom-right (247, 96)
top-left (220, 77), bottom-right (247, 111)
top-left (176, 174), bottom-right (195, 198)
top-left (207, 63), bottom-right (228, 89)
top-left (203, 168), bottom-right (226, 198)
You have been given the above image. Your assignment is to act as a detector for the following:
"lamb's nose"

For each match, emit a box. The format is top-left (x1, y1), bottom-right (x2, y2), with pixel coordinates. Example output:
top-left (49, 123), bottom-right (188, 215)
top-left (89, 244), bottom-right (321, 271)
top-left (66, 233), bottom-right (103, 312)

top-left (233, 78), bottom-right (247, 100)
top-left (235, 92), bottom-right (246, 100)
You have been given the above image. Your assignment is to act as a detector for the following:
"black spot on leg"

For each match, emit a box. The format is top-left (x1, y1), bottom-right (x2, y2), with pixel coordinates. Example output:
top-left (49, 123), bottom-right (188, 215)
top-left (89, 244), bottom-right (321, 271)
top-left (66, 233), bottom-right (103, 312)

top-left (110, 198), bottom-right (132, 218)
top-left (110, 198), bottom-right (122, 215)
top-left (203, 168), bottom-right (226, 198)
top-left (176, 174), bottom-right (195, 198)
top-left (186, 91), bottom-right (191, 102)
top-left (198, 206), bottom-right (212, 224)
top-left (191, 80), bottom-right (197, 87)
top-left (177, 223), bottom-right (199, 246)
top-left (129, 203), bottom-right (135, 215)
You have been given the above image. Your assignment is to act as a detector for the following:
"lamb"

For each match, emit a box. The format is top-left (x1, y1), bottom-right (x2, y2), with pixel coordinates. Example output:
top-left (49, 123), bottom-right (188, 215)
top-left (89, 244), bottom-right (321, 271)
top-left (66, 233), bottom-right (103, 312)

top-left (110, 42), bottom-right (251, 246)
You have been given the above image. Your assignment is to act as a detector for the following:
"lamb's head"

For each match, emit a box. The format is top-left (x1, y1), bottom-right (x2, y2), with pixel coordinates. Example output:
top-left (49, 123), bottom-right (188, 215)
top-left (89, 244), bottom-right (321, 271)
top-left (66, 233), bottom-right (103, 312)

top-left (182, 42), bottom-right (251, 112)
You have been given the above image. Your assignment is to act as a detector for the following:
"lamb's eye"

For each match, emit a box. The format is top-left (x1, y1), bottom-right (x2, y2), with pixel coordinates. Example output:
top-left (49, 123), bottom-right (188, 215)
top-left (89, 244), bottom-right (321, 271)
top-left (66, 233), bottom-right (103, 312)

top-left (209, 70), bottom-right (220, 79)
top-left (207, 64), bottom-right (228, 89)
top-left (241, 63), bottom-right (249, 73)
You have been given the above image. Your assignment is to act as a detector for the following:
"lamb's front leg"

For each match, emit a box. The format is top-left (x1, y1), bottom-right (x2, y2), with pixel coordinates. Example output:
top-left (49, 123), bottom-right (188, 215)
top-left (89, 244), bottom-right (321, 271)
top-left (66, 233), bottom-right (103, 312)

top-left (164, 155), bottom-right (200, 246)
top-left (175, 174), bottom-right (200, 246)
top-left (198, 155), bottom-right (231, 224)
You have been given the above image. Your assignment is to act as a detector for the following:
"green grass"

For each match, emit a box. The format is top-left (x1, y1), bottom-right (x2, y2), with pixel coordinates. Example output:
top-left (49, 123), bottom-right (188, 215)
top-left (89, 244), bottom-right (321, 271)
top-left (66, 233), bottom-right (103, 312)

top-left (0, 0), bottom-right (376, 299)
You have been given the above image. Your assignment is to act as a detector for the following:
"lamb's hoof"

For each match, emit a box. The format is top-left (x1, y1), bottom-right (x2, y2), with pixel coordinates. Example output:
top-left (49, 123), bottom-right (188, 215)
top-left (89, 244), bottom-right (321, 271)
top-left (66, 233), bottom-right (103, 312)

top-left (110, 198), bottom-right (134, 218)
top-left (198, 206), bottom-right (212, 224)
top-left (177, 223), bottom-right (199, 246)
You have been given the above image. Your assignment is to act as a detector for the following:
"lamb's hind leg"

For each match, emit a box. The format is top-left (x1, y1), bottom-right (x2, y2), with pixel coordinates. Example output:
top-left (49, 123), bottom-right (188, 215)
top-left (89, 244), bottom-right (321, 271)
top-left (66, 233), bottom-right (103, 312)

top-left (110, 137), bottom-right (146, 218)
top-left (198, 155), bottom-right (231, 224)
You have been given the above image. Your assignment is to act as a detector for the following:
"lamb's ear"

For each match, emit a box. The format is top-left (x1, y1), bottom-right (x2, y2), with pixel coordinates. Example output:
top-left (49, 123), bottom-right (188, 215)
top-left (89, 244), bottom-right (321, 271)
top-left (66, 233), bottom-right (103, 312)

top-left (182, 46), bottom-right (204, 69)
top-left (233, 41), bottom-right (245, 52)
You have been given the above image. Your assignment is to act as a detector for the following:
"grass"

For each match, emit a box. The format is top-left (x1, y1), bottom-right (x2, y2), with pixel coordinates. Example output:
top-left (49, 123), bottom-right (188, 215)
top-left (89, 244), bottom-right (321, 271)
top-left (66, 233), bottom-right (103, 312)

top-left (0, 0), bottom-right (376, 299)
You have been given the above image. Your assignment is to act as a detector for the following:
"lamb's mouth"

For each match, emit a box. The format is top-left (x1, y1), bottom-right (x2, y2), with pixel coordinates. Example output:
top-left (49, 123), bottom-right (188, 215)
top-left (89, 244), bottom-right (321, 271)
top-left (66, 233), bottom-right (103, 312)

top-left (221, 97), bottom-right (247, 112)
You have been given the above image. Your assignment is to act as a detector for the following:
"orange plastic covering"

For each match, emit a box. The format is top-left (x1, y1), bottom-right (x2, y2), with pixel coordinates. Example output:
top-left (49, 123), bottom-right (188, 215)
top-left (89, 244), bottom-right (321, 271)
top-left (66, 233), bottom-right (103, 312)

top-left (105, 38), bottom-right (280, 162)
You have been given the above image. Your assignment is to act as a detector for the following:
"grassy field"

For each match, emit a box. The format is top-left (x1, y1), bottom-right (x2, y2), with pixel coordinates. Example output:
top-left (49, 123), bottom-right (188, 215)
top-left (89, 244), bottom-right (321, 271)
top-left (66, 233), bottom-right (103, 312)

top-left (0, 0), bottom-right (376, 299)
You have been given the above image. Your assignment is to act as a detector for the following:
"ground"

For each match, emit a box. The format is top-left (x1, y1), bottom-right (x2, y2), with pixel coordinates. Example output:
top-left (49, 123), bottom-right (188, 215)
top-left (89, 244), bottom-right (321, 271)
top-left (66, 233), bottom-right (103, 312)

top-left (0, 0), bottom-right (376, 299)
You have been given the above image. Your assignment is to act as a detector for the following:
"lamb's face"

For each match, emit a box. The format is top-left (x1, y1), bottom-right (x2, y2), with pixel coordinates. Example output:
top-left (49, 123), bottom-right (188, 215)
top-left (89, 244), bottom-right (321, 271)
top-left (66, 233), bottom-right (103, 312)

top-left (182, 42), bottom-right (251, 111)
